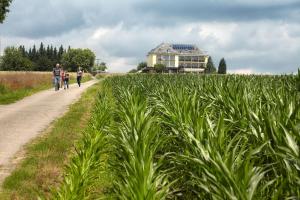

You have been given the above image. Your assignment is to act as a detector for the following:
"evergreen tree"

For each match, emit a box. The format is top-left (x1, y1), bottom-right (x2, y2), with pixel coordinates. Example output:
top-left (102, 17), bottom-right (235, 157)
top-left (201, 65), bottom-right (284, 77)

top-left (53, 47), bottom-right (58, 61)
top-left (28, 48), bottom-right (32, 59)
top-left (50, 45), bottom-right (54, 60)
top-left (39, 42), bottom-right (45, 56)
top-left (2, 43), bottom-right (71, 71)
top-left (46, 45), bottom-right (51, 58)
top-left (18, 45), bottom-right (26, 57)
top-left (58, 45), bottom-right (64, 61)
top-left (22, 45), bottom-right (27, 57)
top-left (205, 56), bottom-right (216, 74)
top-left (32, 45), bottom-right (37, 61)
top-left (35, 56), bottom-right (52, 71)
top-left (218, 58), bottom-right (227, 74)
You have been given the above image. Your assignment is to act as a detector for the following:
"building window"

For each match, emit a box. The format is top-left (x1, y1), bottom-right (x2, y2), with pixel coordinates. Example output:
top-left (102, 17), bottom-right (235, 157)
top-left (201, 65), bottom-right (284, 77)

top-left (191, 63), bottom-right (198, 68)
top-left (191, 56), bottom-right (198, 62)
top-left (199, 56), bottom-right (205, 62)
top-left (199, 63), bottom-right (205, 68)
top-left (184, 56), bottom-right (191, 62)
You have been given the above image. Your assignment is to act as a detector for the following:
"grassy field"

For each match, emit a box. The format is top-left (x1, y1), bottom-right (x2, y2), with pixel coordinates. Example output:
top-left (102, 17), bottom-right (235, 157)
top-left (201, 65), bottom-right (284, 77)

top-left (0, 71), bottom-right (92, 104)
top-left (52, 73), bottom-right (300, 199)
top-left (0, 81), bottom-right (102, 200)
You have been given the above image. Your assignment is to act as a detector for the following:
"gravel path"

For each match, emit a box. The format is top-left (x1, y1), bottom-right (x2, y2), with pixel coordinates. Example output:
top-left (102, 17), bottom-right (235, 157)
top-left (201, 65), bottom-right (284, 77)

top-left (0, 80), bottom-right (98, 185)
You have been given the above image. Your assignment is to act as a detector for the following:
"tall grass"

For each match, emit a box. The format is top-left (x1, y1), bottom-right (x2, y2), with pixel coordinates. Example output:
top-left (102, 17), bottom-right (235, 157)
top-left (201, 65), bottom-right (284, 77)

top-left (0, 71), bottom-right (52, 90)
top-left (53, 74), bottom-right (300, 199)
top-left (0, 72), bottom-right (52, 104)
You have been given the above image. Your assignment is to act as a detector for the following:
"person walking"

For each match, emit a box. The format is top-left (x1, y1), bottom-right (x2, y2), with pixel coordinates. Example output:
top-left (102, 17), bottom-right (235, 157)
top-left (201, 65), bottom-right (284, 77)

top-left (60, 68), bottom-right (65, 88)
top-left (64, 70), bottom-right (70, 89)
top-left (77, 68), bottom-right (83, 87)
top-left (53, 64), bottom-right (61, 91)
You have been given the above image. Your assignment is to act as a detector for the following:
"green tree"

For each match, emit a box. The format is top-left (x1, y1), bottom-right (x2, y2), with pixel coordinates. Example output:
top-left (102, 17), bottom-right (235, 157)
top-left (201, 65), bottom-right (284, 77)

top-left (297, 68), bottom-right (300, 91)
top-left (137, 62), bottom-right (147, 71)
top-left (154, 63), bottom-right (166, 73)
top-left (31, 45), bottom-right (37, 61)
top-left (0, 0), bottom-right (12, 23)
top-left (34, 56), bottom-right (53, 71)
top-left (50, 45), bottom-right (54, 60)
top-left (218, 58), bottom-right (227, 74)
top-left (205, 56), bottom-right (216, 74)
top-left (53, 47), bottom-right (58, 62)
top-left (0, 47), bottom-right (33, 71)
top-left (93, 62), bottom-right (107, 72)
top-left (18, 45), bottom-right (26, 57)
top-left (58, 45), bottom-right (64, 61)
top-left (38, 42), bottom-right (45, 57)
top-left (62, 48), bottom-right (96, 72)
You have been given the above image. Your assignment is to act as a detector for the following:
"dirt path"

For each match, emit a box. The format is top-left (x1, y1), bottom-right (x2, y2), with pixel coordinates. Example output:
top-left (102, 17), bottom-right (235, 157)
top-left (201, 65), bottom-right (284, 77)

top-left (0, 80), bottom-right (98, 185)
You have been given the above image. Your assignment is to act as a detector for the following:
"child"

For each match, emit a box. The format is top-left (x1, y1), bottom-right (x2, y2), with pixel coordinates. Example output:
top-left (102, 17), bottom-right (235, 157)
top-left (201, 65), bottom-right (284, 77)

top-left (60, 69), bottom-right (65, 88)
top-left (64, 71), bottom-right (70, 89)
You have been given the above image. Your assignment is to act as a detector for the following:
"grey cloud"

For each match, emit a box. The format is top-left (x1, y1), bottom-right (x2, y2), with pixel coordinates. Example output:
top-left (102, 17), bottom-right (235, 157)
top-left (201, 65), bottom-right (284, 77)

top-left (0, 0), bottom-right (139, 38)
top-left (0, 0), bottom-right (87, 38)
top-left (135, 0), bottom-right (300, 23)
top-left (0, 0), bottom-right (299, 73)
top-left (2, 0), bottom-right (300, 39)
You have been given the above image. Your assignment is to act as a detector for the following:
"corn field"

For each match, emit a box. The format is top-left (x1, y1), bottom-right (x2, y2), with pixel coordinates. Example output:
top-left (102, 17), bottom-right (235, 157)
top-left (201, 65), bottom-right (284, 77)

top-left (53, 74), bottom-right (300, 200)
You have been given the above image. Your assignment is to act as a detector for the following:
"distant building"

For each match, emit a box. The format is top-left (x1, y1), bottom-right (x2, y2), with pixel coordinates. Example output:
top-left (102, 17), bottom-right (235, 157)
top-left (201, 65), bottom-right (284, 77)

top-left (146, 43), bottom-right (209, 73)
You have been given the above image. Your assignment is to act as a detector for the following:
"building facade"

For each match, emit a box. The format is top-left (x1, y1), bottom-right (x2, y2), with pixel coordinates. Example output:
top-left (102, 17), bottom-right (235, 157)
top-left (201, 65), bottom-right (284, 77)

top-left (147, 43), bottom-right (209, 73)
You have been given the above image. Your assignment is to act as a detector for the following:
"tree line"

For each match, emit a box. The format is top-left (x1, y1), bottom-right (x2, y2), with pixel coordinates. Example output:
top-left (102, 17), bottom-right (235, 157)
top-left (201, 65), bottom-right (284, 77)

top-left (0, 43), bottom-right (96, 72)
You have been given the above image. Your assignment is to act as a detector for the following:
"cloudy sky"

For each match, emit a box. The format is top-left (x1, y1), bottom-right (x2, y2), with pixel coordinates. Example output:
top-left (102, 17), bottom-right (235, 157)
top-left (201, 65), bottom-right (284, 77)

top-left (0, 0), bottom-right (300, 73)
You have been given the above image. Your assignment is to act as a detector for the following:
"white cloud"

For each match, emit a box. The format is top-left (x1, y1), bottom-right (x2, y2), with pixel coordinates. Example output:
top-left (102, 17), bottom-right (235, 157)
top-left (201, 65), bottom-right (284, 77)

top-left (198, 23), bottom-right (238, 46)
top-left (108, 57), bottom-right (136, 72)
top-left (91, 23), bottom-right (124, 40)
top-left (228, 68), bottom-right (255, 74)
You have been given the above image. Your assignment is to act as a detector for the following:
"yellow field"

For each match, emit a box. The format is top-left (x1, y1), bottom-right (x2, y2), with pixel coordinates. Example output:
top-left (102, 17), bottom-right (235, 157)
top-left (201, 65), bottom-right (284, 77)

top-left (0, 71), bottom-right (92, 90)
top-left (0, 71), bottom-right (52, 90)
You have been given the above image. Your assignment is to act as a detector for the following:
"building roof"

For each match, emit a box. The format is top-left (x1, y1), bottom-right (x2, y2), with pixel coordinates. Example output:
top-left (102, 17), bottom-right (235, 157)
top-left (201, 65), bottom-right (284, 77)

top-left (148, 43), bottom-right (207, 55)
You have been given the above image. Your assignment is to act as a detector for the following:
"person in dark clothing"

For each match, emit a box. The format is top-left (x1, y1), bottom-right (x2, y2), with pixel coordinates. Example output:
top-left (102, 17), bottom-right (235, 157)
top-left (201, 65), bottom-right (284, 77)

top-left (77, 68), bottom-right (83, 87)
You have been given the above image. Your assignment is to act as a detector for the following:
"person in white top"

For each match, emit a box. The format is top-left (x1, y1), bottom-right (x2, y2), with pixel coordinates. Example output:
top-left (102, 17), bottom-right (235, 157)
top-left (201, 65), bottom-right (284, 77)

top-left (77, 68), bottom-right (83, 87)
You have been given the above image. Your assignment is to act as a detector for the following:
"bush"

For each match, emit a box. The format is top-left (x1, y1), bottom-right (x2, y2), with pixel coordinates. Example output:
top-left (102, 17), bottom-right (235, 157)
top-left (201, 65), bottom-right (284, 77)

top-left (0, 47), bottom-right (34, 71)
top-left (154, 63), bottom-right (166, 73)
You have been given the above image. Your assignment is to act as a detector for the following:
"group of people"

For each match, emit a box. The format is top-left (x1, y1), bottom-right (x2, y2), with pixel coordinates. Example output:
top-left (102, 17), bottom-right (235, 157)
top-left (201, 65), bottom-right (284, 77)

top-left (53, 63), bottom-right (83, 91)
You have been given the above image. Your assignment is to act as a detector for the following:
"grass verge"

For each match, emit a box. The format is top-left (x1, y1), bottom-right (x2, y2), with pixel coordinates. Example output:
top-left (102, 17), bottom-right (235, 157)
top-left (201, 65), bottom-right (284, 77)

top-left (0, 83), bottom-right (52, 105)
top-left (0, 81), bottom-right (101, 200)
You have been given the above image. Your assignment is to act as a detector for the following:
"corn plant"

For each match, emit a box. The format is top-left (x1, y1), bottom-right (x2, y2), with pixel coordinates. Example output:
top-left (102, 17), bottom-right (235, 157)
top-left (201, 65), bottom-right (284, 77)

top-left (109, 89), bottom-right (171, 200)
top-left (52, 74), bottom-right (300, 199)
